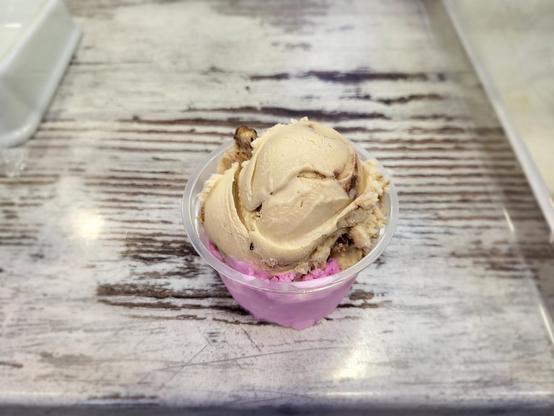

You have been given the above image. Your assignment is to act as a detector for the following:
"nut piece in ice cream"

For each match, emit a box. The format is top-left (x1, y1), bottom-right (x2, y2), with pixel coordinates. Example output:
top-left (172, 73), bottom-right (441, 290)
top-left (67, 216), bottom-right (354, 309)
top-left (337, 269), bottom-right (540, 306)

top-left (216, 126), bottom-right (257, 173)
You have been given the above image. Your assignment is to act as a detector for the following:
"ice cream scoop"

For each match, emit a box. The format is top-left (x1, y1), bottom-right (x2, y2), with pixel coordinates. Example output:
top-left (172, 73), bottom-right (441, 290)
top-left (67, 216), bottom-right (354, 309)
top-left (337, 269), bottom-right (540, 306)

top-left (200, 118), bottom-right (388, 276)
top-left (182, 126), bottom-right (398, 328)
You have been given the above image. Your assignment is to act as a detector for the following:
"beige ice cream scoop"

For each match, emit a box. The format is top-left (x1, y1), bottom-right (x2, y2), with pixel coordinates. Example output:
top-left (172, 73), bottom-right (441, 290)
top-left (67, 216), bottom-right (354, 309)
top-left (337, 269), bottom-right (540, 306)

top-left (200, 118), bottom-right (388, 275)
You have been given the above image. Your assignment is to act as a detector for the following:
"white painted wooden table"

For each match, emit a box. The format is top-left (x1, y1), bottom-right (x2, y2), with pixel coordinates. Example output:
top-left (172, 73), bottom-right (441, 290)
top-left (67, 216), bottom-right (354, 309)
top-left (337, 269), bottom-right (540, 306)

top-left (1, 1), bottom-right (554, 414)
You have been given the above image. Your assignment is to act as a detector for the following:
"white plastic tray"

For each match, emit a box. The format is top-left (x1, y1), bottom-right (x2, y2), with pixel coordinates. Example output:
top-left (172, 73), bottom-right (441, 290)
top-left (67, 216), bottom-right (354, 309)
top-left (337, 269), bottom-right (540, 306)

top-left (0, 0), bottom-right (80, 147)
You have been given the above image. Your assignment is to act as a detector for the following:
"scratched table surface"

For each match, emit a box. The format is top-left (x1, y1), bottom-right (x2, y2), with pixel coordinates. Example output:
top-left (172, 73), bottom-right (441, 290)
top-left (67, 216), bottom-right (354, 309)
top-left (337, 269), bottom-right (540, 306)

top-left (1, 0), bottom-right (554, 415)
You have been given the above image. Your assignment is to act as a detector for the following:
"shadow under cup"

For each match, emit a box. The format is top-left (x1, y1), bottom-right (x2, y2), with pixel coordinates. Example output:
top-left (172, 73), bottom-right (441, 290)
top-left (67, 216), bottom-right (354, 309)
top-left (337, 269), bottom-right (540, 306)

top-left (182, 143), bottom-right (399, 330)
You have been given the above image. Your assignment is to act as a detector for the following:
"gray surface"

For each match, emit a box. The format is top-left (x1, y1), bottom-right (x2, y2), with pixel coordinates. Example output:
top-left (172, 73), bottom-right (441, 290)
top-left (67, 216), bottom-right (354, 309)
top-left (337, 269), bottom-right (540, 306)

top-left (1, 0), bottom-right (554, 414)
top-left (445, 0), bottom-right (554, 239)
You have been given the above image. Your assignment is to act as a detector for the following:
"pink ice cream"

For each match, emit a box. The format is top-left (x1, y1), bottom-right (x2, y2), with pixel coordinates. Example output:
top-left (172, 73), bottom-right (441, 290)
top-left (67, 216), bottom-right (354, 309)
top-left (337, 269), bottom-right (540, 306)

top-left (208, 241), bottom-right (340, 282)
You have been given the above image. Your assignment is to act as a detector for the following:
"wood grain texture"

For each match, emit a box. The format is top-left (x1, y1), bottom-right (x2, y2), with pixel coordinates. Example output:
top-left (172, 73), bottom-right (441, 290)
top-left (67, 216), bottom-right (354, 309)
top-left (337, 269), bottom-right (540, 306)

top-left (1, 0), bottom-right (554, 414)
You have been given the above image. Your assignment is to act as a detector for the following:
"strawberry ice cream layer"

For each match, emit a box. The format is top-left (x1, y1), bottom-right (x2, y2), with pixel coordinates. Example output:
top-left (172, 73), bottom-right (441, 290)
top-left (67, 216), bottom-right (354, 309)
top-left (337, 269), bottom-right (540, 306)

top-left (208, 242), bottom-right (340, 282)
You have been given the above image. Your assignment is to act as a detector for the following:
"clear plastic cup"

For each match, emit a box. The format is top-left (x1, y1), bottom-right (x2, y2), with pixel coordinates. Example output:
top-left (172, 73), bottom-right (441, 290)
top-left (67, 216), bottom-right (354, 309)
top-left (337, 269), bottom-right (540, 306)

top-left (182, 142), bottom-right (399, 329)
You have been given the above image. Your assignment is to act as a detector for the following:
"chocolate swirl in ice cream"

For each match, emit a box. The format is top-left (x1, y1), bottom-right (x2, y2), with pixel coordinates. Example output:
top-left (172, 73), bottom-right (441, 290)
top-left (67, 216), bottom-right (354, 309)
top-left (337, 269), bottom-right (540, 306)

top-left (199, 118), bottom-right (388, 275)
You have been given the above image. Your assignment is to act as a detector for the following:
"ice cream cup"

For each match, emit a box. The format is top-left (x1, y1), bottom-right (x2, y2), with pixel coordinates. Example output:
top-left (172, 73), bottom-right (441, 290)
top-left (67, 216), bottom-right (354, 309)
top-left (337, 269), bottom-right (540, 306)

top-left (182, 142), bottom-right (398, 330)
